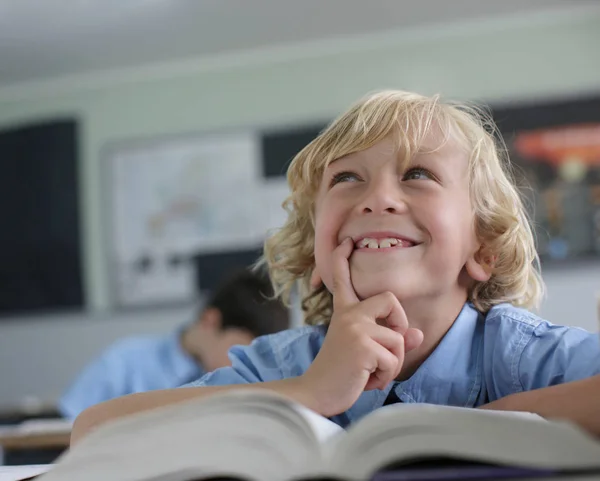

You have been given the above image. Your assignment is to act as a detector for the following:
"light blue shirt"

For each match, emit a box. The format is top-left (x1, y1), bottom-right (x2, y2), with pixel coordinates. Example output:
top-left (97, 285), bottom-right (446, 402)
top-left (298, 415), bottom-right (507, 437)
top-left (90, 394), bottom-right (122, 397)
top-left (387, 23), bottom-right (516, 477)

top-left (59, 330), bottom-right (204, 419)
top-left (186, 303), bottom-right (600, 428)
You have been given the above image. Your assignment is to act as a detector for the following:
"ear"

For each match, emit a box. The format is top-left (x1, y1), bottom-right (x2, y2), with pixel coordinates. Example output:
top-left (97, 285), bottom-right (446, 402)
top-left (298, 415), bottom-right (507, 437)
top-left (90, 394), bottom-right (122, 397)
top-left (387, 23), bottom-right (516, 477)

top-left (310, 267), bottom-right (323, 289)
top-left (465, 246), bottom-right (495, 283)
top-left (199, 307), bottom-right (222, 331)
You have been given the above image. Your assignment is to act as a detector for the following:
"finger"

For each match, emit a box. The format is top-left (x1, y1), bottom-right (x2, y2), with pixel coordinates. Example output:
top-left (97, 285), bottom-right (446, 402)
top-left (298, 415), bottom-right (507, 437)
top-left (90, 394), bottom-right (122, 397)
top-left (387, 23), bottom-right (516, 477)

top-left (382, 297), bottom-right (409, 335)
top-left (363, 339), bottom-right (400, 391)
top-left (368, 325), bottom-right (405, 381)
top-left (404, 328), bottom-right (424, 352)
top-left (359, 292), bottom-right (409, 334)
top-left (331, 237), bottom-right (360, 311)
top-left (310, 268), bottom-right (322, 289)
top-left (365, 375), bottom-right (388, 392)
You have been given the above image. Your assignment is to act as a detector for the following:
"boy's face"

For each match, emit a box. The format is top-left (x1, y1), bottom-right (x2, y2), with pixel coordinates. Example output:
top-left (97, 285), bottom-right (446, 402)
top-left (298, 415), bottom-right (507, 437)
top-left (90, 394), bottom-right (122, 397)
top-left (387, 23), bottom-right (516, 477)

top-left (184, 309), bottom-right (255, 372)
top-left (312, 133), bottom-right (489, 310)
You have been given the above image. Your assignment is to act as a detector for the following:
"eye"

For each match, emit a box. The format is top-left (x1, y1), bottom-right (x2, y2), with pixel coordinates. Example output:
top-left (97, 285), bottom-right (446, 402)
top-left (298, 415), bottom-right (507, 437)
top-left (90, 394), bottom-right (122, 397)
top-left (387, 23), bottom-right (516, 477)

top-left (330, 171), bottom-right (361, 186)
top-left (402, 166), bottom-right (436, 181)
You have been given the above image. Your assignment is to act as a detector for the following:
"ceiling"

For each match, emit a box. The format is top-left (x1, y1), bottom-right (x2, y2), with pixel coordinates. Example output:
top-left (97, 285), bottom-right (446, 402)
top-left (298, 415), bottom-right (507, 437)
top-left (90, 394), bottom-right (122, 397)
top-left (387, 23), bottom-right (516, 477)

top-left (0, 0), bottom-right (597, 87)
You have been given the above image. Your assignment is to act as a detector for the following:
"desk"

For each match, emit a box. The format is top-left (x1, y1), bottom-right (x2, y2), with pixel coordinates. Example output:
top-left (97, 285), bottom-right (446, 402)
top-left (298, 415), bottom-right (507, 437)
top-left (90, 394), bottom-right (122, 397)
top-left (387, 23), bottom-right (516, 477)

top-left (0, 423), bottom-right (70, 466)
top-left (0, 407), bottom-right (60, 427)
top-left (0, 432), bottom-right (69, 451)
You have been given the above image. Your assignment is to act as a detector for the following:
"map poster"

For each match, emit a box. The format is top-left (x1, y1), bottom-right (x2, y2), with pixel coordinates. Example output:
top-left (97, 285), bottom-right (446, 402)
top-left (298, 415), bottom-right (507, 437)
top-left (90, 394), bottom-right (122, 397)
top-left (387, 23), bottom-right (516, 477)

top-left (105, 131), bottom-right (289, 308)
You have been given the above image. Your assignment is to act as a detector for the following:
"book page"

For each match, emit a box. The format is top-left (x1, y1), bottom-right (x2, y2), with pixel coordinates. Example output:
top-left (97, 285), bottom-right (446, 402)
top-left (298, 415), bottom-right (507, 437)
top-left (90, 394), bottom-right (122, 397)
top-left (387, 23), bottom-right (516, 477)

top-left (37, 389), bottom-right (329, 481)
top-left (330, 404), bottom-right (600, 481)
top-left (0, 465), bottom-right (52, 481)
top-left (291, 404), bottom-right (344, 444)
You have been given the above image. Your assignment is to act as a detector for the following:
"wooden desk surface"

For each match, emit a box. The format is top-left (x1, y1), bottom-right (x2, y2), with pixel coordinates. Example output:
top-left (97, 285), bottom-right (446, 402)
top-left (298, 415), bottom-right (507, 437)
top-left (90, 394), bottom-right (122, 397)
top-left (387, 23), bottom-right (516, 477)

top-left (0, 419), bottom-right (71, 451)
top-left (0, 431), bottom-right (70, 450)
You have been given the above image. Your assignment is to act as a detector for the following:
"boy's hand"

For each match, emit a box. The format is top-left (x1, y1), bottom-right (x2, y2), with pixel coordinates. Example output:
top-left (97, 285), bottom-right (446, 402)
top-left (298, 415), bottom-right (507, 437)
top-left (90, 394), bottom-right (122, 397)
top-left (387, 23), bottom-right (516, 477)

top-left (300, 238), bottom-right (424, 417)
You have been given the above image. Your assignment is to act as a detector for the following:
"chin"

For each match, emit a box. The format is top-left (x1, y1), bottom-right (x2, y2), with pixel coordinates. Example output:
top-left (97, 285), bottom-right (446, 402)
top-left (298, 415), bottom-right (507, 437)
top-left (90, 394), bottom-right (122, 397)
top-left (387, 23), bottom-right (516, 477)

top-left (351, 271), bottom-right (410, 301)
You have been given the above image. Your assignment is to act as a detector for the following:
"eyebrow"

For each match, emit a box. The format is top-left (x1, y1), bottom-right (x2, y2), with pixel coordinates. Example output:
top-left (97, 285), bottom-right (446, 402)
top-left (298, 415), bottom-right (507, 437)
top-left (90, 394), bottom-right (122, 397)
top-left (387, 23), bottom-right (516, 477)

top-left (325, 154), bottom-right (356, 169)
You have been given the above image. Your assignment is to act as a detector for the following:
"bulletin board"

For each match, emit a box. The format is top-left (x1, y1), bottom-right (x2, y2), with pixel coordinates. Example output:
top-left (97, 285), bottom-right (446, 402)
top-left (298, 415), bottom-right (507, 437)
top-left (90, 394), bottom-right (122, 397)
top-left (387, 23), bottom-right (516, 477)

top-left (492, 94), bottom-right (600, 263)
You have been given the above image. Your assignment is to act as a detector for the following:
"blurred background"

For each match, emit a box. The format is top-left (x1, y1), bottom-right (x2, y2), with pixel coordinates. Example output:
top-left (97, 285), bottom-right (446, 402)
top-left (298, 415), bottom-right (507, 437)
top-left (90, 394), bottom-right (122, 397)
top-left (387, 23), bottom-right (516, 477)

top-left (0, 0), bottom-right (599, 412)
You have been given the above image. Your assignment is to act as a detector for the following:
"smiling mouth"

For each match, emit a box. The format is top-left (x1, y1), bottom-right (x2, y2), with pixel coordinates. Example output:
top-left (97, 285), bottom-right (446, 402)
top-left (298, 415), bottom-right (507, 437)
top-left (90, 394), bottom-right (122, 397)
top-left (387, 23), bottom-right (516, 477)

top-left (354, 236), bottom-right (417, 251)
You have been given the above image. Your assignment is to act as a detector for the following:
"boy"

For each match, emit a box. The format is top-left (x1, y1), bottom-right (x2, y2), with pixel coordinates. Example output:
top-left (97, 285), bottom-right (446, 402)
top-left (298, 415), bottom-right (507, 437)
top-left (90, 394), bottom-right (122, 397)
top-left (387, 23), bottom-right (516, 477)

top-left (71, 90), bottom-right (600, 443)
top-left (59, 268), bottom-right (290, 419)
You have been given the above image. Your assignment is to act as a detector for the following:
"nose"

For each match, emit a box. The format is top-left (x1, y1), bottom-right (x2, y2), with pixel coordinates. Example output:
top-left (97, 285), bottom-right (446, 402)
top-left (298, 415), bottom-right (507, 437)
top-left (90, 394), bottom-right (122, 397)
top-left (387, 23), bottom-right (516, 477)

top-left (356, 175), bottom-right (407, 215)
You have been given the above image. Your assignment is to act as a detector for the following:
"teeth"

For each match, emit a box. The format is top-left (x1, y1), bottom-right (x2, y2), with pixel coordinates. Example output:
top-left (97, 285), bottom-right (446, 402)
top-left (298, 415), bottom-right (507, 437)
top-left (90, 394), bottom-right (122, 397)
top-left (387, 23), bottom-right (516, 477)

top-left (357, 237), bottom-right (405, 249)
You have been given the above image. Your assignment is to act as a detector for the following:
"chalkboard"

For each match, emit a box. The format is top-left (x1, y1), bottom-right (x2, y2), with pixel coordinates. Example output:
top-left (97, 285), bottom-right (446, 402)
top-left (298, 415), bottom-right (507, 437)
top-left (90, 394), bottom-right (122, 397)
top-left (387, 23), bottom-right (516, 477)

top-left (261, 124), bottom-right (326, 178)
top-left (193, 247), bottom-right (264, 293)
top-left (0, 119), bottom-right (83, 316)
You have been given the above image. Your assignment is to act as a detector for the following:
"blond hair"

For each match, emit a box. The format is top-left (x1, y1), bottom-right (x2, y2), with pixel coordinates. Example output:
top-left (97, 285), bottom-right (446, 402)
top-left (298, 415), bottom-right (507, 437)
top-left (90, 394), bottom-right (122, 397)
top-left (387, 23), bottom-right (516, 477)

top-left (261, 90), bottom-right (545, 324)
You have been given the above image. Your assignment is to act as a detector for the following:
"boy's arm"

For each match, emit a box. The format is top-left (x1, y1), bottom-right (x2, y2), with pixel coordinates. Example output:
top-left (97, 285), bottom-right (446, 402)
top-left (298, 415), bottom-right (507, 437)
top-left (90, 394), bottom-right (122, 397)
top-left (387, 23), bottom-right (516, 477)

top-left (70, 378), bottom-right (313, 445)
top-left (480, 374), bottom-right (600, 437)
top-left (482, 312), bottom-right (600, 437)
top-left (59, 341), bottom-right (134, 419)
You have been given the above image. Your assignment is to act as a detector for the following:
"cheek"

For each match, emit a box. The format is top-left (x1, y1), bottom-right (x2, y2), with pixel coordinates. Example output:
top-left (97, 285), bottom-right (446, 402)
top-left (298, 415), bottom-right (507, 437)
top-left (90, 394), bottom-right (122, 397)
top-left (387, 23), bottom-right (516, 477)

top-left (314, 217), bottom-right (334, 250)
top-left (314, 229), bottom-right (335, 289)
top-left (426, 198), bottom-right (475, 249)
top-left (313, 202), bottom-right (341, 285)
top-left (441, 210), bottom-right (478, 257)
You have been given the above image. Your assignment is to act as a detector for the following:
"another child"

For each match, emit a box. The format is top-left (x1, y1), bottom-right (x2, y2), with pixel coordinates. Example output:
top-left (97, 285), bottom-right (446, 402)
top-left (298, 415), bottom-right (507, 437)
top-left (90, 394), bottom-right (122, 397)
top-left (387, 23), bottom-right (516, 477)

top-left (71, 90), bottom-right (600, 443)
top-left (60, 268), bottom-right (290, 419)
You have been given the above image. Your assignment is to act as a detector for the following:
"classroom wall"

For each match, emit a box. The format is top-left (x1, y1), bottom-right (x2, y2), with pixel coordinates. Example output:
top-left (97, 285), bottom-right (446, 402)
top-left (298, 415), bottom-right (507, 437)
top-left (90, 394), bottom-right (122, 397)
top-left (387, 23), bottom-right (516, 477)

top-left (0, 9), bottom-right (599, 408)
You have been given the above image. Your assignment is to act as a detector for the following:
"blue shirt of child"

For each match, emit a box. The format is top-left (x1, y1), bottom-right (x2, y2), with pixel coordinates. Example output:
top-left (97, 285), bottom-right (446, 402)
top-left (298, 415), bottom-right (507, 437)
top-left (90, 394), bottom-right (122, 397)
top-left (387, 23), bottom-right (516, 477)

top-left (184, 303), bottom-right (600, 428)
top-left (60, 329), bottom-right (204, 419)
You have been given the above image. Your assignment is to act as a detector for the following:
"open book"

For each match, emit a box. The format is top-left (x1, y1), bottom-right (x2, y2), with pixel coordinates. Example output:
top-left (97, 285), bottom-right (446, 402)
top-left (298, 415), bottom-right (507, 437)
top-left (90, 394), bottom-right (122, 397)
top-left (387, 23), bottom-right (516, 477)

top-left (0, 465), bottom-right (53, 481)
top-left (37, 389), bottom-right (600, 481)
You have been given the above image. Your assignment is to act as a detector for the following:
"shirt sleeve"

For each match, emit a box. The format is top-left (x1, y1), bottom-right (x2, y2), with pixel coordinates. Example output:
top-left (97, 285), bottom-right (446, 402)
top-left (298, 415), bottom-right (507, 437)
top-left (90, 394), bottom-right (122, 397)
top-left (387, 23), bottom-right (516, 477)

top-left (58, 341), bottom-right (131, 420)
top-left (518, 322), bottom-right (600, 391)
top-left (183, 333), bottom-right (287, 388)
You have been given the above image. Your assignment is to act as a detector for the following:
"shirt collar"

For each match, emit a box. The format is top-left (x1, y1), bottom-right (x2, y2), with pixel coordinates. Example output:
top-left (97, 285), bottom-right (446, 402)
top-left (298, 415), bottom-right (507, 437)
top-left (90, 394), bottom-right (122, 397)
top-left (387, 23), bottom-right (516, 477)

top-left (396, 302), bottom-right (485, 406)
top-left (343, 302), bottom-right (485, 425)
